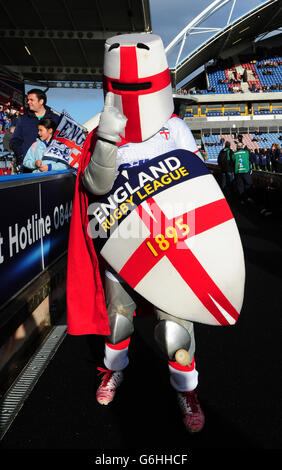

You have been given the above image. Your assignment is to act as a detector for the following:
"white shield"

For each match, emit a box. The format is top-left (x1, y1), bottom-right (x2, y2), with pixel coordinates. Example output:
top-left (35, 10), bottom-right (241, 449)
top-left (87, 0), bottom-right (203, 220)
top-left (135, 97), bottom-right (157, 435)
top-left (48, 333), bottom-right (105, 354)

top-left (88, 149), bottom-right (245, 326)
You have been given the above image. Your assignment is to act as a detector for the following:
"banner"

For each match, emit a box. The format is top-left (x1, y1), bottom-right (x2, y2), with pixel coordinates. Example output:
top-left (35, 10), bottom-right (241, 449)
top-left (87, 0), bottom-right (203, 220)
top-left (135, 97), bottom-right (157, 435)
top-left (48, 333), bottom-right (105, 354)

top-left (43, 110), bottom-right (86, 169)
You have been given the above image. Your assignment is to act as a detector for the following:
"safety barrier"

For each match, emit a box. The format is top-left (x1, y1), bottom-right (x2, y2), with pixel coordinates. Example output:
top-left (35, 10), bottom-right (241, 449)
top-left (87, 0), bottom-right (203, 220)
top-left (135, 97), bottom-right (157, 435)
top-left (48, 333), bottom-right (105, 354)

top-left (0, 170), bottom-right (75, 374)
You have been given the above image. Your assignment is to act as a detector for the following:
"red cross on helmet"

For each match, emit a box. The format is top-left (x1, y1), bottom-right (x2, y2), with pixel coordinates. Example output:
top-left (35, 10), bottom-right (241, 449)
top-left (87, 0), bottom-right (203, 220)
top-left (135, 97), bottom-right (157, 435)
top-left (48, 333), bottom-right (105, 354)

top-left (103, 33), bottom-right (174, 143)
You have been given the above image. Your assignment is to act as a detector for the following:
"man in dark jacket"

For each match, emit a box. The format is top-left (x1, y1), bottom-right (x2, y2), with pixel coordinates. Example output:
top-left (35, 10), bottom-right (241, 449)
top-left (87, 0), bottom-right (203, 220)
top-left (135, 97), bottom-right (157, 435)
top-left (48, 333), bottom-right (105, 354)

top-left (3, 125), bottom-right (15, 152)
top-left (10, 88), bottom-right (60, 171)
top-left (217, 140), bottom-right (234, 190)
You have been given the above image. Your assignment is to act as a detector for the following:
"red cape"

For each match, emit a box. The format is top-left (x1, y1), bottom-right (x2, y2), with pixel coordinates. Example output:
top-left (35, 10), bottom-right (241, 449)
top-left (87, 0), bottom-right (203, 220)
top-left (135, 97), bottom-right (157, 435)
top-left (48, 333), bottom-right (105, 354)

top-left (66, 116), bottom-right (178, 336)
top-left (66, 129), bottom-right (110, 335)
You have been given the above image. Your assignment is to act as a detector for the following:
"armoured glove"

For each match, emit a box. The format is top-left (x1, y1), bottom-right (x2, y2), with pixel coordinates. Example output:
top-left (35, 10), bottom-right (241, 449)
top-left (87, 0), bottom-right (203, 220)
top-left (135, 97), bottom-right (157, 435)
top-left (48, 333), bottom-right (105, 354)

top-left (96, 92), bottom-right (127, 143)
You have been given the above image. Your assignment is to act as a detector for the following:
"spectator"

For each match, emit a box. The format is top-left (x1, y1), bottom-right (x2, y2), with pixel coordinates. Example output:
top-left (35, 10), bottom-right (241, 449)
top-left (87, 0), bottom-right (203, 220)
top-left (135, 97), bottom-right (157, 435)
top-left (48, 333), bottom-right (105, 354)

top-left (276, 148), bottom-right (282, 172)
top-left (10, 109), bottom-right (20, 127)
top-left (259, 148), bottom-right (267, 171)
top-left (270, 144), bottom-right (276, 170)
top-left (253, 148), bottom-right (261, 170)
top-left (272, 145), bottom-right (282, 173)
top-left (270, 144), bottom-right (278, 172)
top-left (217, 141), bottom-right (234, 190)
top-left (23, 118), bottom-right (68, 173)
top-left (10, 88), bottom-right (60, 171)
top-left (265, 147), bottom-right (272, 172)
top-left (232, 142), bottom-right (254, 204)
top-left (249, 149), bottom-right (256, 169)
top-left (3, 126), bottom-right (15, 152)
top-left (0, 104), bottom-right (7, 131)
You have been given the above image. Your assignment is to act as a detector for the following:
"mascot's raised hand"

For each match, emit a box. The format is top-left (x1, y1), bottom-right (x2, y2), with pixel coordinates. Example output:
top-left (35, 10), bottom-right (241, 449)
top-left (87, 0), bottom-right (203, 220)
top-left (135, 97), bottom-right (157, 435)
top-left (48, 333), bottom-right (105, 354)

top-left (97, 92), bottom-right (127, 143)
top-left (82, 92), bottom-right (127, 195)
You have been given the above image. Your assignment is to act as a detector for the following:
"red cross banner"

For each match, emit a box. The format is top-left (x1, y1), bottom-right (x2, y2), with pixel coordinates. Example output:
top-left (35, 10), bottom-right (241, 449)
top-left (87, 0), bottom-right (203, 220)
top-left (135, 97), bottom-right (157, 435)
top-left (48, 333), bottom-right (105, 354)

top-left (88, 149), bottom-right (245, 326)
top-left (43, 110), bottom-right (86, 169)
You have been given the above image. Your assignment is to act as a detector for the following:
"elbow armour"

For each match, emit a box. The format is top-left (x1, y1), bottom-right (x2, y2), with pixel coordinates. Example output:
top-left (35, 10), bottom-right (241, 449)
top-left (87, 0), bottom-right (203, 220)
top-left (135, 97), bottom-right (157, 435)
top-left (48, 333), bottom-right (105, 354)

top-left (82, 139), bottom-right (117, 196)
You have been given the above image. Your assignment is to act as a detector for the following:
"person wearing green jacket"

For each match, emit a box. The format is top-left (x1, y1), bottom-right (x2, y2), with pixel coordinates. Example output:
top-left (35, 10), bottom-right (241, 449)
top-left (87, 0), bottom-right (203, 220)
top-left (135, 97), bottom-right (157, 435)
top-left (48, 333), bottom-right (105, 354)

top-left (232, 142), bottom-right (253, 204)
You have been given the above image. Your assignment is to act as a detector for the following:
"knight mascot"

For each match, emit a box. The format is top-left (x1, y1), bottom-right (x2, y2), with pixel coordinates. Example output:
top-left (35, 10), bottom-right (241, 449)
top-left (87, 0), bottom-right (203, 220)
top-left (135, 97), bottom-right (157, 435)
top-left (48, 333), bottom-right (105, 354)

top-left (67, 33), bottom-right (245, 433)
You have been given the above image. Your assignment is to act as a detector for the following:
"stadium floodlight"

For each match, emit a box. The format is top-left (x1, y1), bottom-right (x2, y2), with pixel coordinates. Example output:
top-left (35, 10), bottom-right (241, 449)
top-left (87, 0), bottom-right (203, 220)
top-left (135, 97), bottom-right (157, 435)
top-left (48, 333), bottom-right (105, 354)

top-left (165, 0), bottom-right (236, 67)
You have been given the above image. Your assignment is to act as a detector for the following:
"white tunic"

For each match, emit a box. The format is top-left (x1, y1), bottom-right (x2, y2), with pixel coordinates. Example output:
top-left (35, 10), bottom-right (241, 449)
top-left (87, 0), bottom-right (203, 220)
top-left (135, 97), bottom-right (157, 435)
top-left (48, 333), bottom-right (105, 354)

top-left (116, 116), bottom-right (202, 175)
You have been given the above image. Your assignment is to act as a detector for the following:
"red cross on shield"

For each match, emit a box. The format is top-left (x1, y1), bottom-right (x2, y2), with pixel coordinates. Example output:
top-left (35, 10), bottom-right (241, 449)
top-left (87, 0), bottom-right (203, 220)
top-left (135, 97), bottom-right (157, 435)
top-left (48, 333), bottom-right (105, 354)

top-left (97, 149), bottom-right (245, 327)
top-left (118, 197), bottom-right (240, 326)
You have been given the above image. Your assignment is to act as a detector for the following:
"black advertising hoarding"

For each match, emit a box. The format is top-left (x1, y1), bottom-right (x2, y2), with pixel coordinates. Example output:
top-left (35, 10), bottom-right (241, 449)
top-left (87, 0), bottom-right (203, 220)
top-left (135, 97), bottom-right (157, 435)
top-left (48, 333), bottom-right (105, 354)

top-left (0, 183), bottom-right (42, 308)
top-left (39, 174), bottom-right (75, 269)
top-left (0, 171), bottom-right (75, 316)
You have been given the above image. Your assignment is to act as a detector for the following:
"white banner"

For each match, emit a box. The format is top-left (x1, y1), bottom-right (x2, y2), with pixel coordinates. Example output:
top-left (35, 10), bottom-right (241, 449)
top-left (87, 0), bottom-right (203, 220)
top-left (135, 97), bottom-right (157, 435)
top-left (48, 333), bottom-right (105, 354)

top-left (43, 110), bottom-right (86, 169)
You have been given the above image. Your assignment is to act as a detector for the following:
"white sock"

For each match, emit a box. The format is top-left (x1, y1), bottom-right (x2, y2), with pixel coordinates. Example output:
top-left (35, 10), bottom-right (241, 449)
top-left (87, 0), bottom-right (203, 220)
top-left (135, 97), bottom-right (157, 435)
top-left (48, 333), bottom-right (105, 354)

top-left (168, 364), bottom-right (198, 392)
top-left (104, 344), bottom-right (129, 371)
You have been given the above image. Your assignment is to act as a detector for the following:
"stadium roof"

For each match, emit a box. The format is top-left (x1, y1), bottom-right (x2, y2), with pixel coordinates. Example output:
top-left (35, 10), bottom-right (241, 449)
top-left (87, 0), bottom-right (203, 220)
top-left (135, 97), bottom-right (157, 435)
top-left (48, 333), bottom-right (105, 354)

top-left (0, 0), bottom-right (152, 87)
top-left (169, 0), bottom-right (282, 88)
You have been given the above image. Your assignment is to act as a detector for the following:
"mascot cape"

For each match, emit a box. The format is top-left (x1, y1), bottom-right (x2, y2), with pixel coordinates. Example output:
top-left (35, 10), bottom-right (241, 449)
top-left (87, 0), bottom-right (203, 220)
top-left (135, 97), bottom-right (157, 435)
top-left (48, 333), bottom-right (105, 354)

top-left (67, 115), bottom-right (178, 336)
top-left (67, 129), bottom-right (115, 336)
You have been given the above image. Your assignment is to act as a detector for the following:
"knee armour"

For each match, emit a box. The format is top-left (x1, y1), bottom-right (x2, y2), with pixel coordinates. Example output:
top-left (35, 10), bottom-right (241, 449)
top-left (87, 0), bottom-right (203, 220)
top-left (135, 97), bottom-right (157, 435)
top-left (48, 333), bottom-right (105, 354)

top-left (105, 276), bottom-right (136, 345)
top-left (107, 312), bottom-right (134, 345)
top-left (154, 320), bottom-right (192, 366)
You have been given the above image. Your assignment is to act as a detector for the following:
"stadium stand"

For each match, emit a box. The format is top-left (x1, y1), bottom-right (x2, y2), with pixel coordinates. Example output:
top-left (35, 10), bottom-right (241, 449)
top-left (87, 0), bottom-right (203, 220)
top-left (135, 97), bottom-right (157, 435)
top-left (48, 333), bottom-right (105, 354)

top-left (201, 50), bottom-right (282, 95)
top-left (254, 57), bottom-right (282, 92)
top-left (202, 132), bottom-right (282, 164)
top-left (204, 65), bottom-right (229, 94)
top-left (179, 46), bottom-right (282, 99)
top-left (176, 40), bottom-right (282, 168)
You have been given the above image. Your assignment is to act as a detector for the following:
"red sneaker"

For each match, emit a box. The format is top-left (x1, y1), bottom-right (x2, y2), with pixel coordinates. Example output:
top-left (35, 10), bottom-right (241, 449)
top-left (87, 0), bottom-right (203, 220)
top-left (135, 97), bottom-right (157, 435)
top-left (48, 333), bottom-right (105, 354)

top-left (96, 367), bottom-right (123, 405)
top-left (177, 390), bottom-right (205, 433)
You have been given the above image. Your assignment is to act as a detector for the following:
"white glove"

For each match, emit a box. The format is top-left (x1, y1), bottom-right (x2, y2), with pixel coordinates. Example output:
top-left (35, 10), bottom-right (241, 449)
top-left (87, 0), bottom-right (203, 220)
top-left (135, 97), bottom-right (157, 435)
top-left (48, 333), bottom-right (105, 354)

top-left (96, 92), bottom-right (127, 143)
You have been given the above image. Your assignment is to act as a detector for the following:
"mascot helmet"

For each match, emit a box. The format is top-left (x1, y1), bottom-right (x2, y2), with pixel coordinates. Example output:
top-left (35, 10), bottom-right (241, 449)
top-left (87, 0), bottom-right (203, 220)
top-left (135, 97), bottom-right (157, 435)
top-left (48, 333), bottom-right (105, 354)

top-left (103, 33), bottom-right (174, 143)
